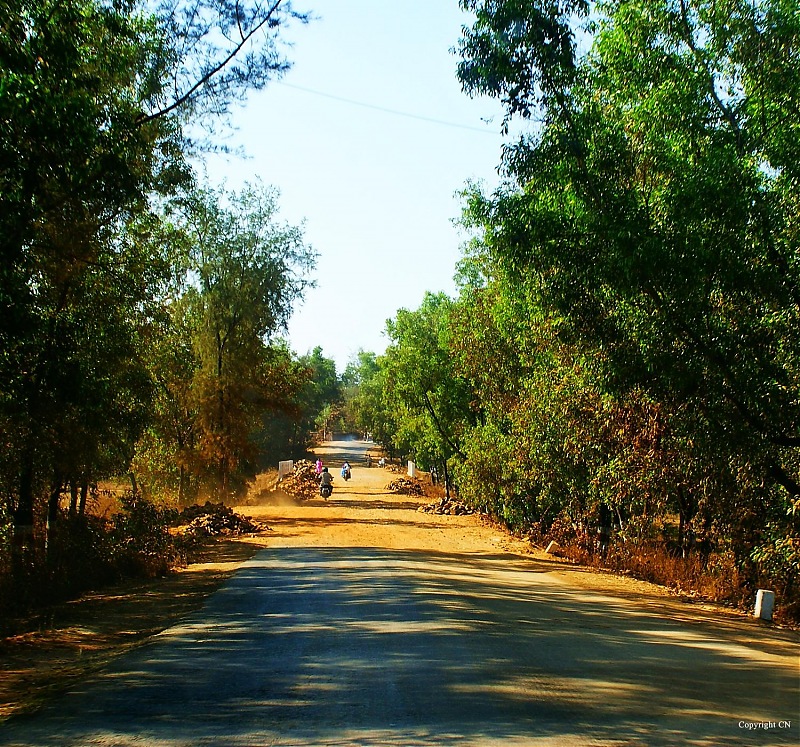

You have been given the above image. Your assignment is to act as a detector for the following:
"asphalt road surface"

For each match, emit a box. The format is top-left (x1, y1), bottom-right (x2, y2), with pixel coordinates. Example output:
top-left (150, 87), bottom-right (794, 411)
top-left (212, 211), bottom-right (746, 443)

top-left (1, 443), bottom-right (797, 746)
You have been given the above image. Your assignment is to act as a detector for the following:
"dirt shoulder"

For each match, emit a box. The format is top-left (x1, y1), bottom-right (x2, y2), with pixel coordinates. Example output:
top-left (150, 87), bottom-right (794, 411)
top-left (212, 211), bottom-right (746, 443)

top-left (2, 439), bottom-right (795, 722)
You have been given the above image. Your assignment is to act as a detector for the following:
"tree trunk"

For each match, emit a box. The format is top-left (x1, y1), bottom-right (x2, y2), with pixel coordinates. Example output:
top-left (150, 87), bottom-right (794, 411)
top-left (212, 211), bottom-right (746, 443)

top-left (220, 456), bottom-right (229, 501)
top-left (179, 465), bottom-right (186, 504)
top-left (69, 479), bottom-right (79, 518)
top-left (78, 479), bottom-right (89, 516)
top-left (12, 457), bottom-right (36, 575)
top-left (676, 486), bottom-right (695, 557)
top-left (45, 475), bottom-right (62, 561)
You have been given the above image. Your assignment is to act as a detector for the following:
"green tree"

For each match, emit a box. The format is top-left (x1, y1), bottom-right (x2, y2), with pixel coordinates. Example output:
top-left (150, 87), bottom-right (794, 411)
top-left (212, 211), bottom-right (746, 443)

top-left (132, 289), bottom-right (200, 502)
top-left (457, 0), bottom-right (800, 600)
top-left (177, 182), bottom-right (314, 496)
top-left (383, 293), bottom-right (476, 494)
top-left (251, 342), bottom-right (315, 465)
top-left (342, 350), bottom-right (386, 440)
top-left (299, 347), bottom-right (341, 439)
top-left (257, 346), bottom-right (341, 460)
top-left (1, 0), bottom-right (309, 574)
top-left (1, 0), bottom-right (177, 549)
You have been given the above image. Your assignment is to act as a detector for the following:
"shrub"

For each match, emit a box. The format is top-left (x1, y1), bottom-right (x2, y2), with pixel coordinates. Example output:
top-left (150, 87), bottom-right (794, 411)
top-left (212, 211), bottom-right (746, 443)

top-left (110, 493), bottom-right (186, 577)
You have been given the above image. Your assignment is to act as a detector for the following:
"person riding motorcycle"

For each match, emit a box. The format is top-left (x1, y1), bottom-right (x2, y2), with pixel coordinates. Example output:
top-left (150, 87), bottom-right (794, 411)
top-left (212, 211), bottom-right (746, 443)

top-left (319, 467), bottom-right (333, 498)
top-left (341, 461), bottom-right (351, 481)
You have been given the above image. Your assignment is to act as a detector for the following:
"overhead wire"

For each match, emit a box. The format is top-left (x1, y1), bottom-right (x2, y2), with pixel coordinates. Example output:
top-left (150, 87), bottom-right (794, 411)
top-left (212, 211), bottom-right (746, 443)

top-left (277, 81), bottom-right (499, 135)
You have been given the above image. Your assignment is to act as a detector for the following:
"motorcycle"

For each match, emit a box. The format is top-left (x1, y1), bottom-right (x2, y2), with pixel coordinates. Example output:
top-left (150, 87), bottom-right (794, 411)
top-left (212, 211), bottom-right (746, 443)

top-left (320, 482), bottom-right (333, 499)
top-left (341, 467), bottom-right (351, 481)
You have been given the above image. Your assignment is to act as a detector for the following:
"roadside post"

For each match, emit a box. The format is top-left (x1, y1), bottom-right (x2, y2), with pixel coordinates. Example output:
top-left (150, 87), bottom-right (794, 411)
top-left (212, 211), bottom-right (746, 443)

top-left (754, 589), bottom-right (775, 621)
top-left (278, 460), bottom-right (294, 482)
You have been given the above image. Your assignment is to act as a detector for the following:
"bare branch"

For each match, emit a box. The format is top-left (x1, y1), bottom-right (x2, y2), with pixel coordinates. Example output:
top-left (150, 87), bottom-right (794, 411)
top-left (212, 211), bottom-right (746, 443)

top-left (136, 0), bottom-right (295, 128)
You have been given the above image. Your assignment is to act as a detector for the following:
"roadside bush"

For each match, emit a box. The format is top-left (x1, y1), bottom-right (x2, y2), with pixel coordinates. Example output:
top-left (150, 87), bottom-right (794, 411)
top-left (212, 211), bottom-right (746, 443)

top-left (44, 514), bottom-right (117, 599)
top-left (543, 519), bottom-right (800, 622)
top-left (0, 493), bottom-right (195, 631)
top-left (110, 494), bottom-right (187, 577)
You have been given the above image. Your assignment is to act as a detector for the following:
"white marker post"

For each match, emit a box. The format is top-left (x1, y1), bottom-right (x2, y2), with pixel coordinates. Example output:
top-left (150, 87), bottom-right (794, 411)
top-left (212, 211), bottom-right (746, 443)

top-left (278, 460), bottom-right (294, 482)
top-left (754, 589), bottom-right (775, 621)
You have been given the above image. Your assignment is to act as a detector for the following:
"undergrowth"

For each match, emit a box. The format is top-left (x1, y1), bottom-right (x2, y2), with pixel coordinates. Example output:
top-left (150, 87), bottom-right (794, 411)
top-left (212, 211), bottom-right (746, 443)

top-left (535, 521), bottom-right (799, 625)
top-left (0, 494), bottom-right (201, 634)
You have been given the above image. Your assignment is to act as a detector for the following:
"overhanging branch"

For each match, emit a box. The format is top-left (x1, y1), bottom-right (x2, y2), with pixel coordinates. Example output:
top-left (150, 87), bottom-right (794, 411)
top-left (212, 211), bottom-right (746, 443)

top-left (135, 0), bottom-right (287, 128)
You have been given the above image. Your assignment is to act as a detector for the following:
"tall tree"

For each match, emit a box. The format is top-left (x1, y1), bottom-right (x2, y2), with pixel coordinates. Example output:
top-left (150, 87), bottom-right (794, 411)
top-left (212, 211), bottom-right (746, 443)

top-left (383, 293), bottom-right (476, 494)
top-left (0, 0), bottom-right (309, 568)
top-left (1, 0), bottom-right (177, 543)
top-left (457, 0), bottom-right (800, 590)
top-left (178, 182), bottom-right (314, 495)
top-left (342, 350), bottom-right (383, 439)
top-left (297, 347), bottom-right (341, 439)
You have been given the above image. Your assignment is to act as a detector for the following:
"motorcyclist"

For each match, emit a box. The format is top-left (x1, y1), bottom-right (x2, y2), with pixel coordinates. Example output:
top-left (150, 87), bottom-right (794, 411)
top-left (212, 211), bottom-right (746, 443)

top-left (341, 461), bottom-right (351, 480)
top-left (319, 467), bottom-right (333, 498)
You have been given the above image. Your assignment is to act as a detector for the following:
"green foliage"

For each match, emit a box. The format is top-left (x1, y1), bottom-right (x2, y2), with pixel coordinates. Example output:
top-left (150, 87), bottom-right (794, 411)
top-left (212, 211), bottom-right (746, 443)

top-left (250, 345), bottom-right (343, 465)
top-left (132, 183), bottom-right (315, 499)
top-left (382, 293), bottom-right (476, 478)
top-left (178, 183), bottom-right (313, 495)
top-left (0, 0), bottom-right (185, 522)
top-left (0, 0), bottom-right (312, 608)
top-left (298, 347), bottom-right (341, 436)
top-left (457, 1), bottom-right (800, 468)
top-left (343, 351), bottom-right (395, 447)
top-left (366, 0), bottom-right (800, 618)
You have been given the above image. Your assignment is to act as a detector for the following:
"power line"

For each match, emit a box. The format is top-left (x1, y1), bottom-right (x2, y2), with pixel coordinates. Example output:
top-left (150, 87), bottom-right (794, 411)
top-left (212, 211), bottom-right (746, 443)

top-left (277, 81), bottom-right (499, 135)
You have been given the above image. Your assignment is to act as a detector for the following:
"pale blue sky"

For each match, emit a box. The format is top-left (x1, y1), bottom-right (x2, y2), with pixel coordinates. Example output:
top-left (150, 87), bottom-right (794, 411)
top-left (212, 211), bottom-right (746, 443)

top-left (205, 1), bottom-right (513, 371)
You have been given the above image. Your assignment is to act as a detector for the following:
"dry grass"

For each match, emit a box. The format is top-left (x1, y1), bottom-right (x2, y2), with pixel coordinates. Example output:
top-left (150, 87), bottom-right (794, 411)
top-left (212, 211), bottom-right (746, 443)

top-left (547, 538), bottom-right (798, 623)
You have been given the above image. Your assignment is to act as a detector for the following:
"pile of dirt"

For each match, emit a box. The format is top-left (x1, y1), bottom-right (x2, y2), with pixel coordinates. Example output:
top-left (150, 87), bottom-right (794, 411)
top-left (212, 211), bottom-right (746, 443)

top-left (279, 460), bottom-right (320, 500)
top-left (387, 477), bottom-right (425, 496)
top-left (179, 502), bottom-right (270, 536)
top-left (418, 497), bottom-right (475, 516)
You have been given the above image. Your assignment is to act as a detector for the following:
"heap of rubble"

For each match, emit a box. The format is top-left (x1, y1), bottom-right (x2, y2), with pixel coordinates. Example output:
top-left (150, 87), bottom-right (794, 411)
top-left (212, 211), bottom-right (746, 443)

top-left (418, 497), bottom-right (474, 516)
top-left (178, 502), bottom-right (270, 536)
top-left (386, 477), bottom-right (425, 496)
top-left (279, 459), bottom-right (321, 500)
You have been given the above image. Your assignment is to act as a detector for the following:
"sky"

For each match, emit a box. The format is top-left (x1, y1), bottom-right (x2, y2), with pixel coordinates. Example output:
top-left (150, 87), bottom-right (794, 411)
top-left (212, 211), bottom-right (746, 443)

top-left (204, 1), bottom-right (514, 372)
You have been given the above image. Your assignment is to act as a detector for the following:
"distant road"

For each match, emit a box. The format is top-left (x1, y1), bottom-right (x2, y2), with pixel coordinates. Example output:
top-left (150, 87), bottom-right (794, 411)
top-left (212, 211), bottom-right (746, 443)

top-left (1, 439), bottom-right (797, 746)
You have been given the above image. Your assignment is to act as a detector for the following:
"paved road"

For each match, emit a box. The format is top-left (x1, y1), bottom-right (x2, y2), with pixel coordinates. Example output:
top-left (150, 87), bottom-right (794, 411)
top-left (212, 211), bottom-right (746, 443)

top-left (1, 543), bottom-right (797, 746)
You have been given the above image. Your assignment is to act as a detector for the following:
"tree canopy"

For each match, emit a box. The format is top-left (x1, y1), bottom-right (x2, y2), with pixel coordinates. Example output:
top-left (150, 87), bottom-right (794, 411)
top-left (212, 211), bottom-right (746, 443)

top-left (0, 0), bottom-right (313, 608)
top-left (349, 0), bottom-right (800, 619)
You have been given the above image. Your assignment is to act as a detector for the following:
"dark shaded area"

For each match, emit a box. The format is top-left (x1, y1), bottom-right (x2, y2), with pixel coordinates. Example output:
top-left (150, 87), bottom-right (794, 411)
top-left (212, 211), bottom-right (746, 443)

top-left (0, 539), bottom-right (259, 721)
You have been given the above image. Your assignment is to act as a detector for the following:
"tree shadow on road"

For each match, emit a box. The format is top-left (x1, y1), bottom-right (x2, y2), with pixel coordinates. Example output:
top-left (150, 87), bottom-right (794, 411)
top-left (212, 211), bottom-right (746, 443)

top-left (2, 545), bottom-right (797, 747)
